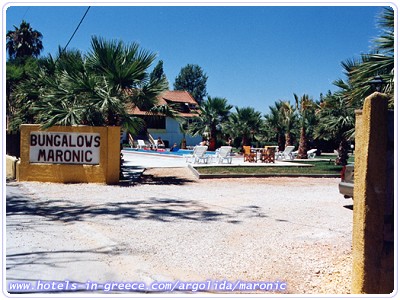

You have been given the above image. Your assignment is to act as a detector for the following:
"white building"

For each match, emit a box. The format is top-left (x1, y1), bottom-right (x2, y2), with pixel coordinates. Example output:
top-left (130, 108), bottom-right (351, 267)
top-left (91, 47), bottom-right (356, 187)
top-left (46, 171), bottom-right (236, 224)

top-left (125, 90), bottom-right (202, 148)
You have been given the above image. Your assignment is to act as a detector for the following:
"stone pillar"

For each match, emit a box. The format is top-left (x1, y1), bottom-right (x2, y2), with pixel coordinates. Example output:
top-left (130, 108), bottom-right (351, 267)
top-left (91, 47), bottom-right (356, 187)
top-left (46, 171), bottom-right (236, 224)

top-left (351, 92), bottom-right (393, 294)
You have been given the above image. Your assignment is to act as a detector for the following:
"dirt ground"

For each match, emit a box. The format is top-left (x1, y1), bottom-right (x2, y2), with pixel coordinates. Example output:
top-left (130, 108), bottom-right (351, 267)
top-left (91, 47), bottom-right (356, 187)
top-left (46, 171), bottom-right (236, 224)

top-left (7, 167), bottom-right (353, 295)
top-left (142, 168), bottom-right (353, 294)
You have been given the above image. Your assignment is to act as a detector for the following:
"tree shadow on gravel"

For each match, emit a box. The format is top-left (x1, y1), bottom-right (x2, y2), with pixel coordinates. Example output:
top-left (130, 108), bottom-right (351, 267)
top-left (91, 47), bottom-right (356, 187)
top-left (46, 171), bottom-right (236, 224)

top-left (138, 174), bottom-right (195, 185)
top-left (6, 245), bottom-right (125, 271)
top-left (6, 244), bottom-right (129, 290)
top-left (119, 166), bottom-right (195, 186)
top-left (6, 184), bottom-right (267, 224)
top-left (119, 165), bottom-right (144, 185)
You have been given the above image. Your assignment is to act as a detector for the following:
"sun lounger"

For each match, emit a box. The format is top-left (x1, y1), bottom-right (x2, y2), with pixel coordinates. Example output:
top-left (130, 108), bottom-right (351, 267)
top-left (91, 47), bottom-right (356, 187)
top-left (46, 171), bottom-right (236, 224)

top-left (215, 146), bottom-right (232, 164)
top-left (136, 139), bottom-right (146, 149)
top-left (276, 146), bottom-right (295, 160)
top-left (307, 149), bottom-right (318, 159)
top-left (184, 145), bottom-right (209, 164)
top-left (291, 148), bottom-right (318, 159)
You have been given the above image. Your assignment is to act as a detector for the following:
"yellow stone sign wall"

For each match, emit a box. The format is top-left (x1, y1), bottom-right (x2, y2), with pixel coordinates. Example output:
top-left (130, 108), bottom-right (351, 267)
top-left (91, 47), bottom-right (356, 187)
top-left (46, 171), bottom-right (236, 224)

top-left (17, 125), bottom-right (120, 184)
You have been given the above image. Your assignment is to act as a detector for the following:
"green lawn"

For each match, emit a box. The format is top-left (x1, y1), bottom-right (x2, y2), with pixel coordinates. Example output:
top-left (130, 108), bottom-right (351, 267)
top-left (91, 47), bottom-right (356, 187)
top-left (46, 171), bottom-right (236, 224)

top-left (319, 154), bottom-right (355, 163)
top-left (195, 160), bottom-right (343, 176)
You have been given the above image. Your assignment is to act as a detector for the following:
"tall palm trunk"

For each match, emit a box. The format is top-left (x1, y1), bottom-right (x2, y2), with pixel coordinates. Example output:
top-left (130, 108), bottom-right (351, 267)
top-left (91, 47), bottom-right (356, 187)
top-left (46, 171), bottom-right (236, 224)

top-left (107, 109), bottom-right (118, 126)
top-left (277, 133), bottom-right (285, 151)
top-left (335, 138), bottom-right (349, 166)
top-left (242, 135), bottom-right (250, 147)
top-left (285, 132), bottom-right (292, 147)
top-left (297, 127), bottom-right (308, 159)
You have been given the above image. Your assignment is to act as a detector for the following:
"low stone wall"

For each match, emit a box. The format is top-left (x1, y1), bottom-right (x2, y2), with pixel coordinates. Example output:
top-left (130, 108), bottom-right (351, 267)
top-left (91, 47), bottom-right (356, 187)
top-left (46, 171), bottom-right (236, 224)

top-left (17, 125), bottom-right (120, 184)
top-left (6, 155), bottom-right (19, 180)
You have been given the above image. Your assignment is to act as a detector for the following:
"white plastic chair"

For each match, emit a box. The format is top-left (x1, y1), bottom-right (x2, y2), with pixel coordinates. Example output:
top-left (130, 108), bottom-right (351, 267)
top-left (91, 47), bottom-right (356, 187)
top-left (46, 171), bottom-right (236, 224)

top-left (184, 146), bottom-right (209, 164)
top-left (290, 148), bottom-right (317, 159)
top-left (136, 139), bottom-right (146, 149)
top-left (276, 146), bottom-right (295, 160)
top-left (307, 149), bottom-right (318, 159)
top-left (215, 146), bottom-right (232, 164)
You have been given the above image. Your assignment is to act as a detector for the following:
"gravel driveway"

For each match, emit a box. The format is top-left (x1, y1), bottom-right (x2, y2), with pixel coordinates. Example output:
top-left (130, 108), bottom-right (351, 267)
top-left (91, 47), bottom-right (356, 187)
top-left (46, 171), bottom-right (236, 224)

top-left (6, 168), bottom-right (353, 294)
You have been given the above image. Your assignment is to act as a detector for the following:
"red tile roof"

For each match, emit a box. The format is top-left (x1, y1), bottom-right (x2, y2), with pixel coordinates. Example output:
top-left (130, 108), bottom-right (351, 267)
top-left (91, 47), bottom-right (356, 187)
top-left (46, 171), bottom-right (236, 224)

top-left (160, 90), bottom-right (198, 105)
top-left (126, 90), bottom-right (199, 117)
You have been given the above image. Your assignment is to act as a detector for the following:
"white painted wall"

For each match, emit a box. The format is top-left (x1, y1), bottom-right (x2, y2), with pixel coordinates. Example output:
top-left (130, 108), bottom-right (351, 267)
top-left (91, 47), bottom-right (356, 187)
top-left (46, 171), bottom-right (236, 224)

top-left (121, 117), bottom-right (201, 148)
top-left (149, 117), bottom-right (201, 148)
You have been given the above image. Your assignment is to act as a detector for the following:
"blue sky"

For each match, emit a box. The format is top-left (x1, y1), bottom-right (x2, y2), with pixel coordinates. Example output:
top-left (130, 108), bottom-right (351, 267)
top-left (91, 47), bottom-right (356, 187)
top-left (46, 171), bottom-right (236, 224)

top-left (4, 3), bottom-right (389, 114)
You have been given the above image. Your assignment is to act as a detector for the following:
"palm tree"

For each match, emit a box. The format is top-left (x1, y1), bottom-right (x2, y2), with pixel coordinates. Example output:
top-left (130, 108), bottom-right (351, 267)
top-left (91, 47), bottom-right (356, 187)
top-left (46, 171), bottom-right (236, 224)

top-left (6, 20), bottom-right (43, 131)
top-left (187, 96), bottom-right (233, 150)
top-left (6, 56), bottom-right (41, 132)
top-left (355, 8), bottom-right (394, 105)
top-left (280, 101), bottom-right (297, 147)
top-left (333, 58), bottom-right (364, 108)
top-left (264, 101), bottom-right (286, 151)
top-left (226, 106), bottom-right (262, 148)
top-left (294, 93), bottom-right (316, 159)
top-left (22, 36), bottom-right (168, 134)
top-left (314, 92), bottom-right (355, 165)
top-left (6, 20), bottom-right (43, 59)
top-left (335, 8), bottom-right (394, 108)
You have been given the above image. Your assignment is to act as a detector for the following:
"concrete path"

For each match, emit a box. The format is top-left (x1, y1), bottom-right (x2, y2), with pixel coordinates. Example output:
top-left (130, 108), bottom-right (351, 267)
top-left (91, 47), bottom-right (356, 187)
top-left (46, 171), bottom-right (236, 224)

top-left (121, 150), bottom-right (310, 169)
top-left (5, 182), bottom-right (175, 294)
top-left (120, 150), bottom-right (315, 183)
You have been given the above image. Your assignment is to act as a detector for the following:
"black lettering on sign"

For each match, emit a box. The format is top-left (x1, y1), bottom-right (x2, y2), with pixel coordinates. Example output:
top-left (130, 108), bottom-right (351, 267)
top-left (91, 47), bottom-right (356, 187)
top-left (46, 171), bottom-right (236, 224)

top-left (64, 150), bottom-right (71, 162)
top-left (31, 134), bottom-right (37, 146)
top-left (56, 150), bottom-right (63, 162)
top-left (94, 136), bottom-right (101, 147)
top-left (72, 150), bottom-right (80, 162)
top-left (30, 132), bottom-right (100, 164)
top-left (45, 135), bottom-right (53, 147)
top-left (68, 135), bottom-right (76, 147)
top-left (85, 150), bottom-right (93, 162)
top-left (85, 135), bottom-right (93, 147)
top-left (38, 135), bottom-right (45, 146)
top-left (54, 135), bottom-right (61, 147)
top-left (47, 150), bottom-right (54, 161)
top-left (77, 135), bottom-right (84, 147)
top-left (62, 135), bottom-right (68, 147)
top-left (37, 149), bottom-right (46, 161)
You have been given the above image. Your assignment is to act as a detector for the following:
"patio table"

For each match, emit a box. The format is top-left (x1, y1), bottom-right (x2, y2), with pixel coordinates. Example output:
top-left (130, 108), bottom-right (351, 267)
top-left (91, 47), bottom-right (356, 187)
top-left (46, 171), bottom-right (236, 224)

top-left (251, 146), bottom-right (278, 163)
